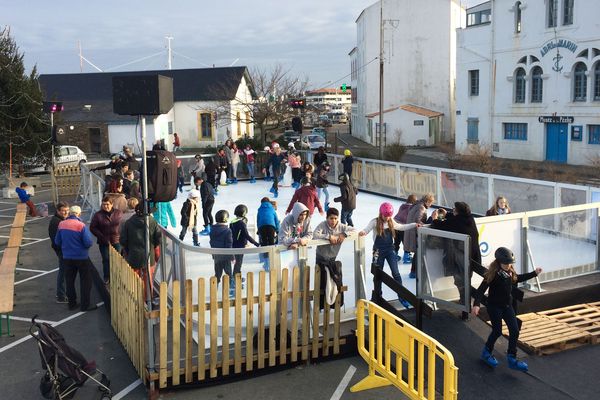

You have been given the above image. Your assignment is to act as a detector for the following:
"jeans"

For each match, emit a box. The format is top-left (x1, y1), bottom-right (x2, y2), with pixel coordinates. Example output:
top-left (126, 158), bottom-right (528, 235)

top-left (486, 303), bottom-right (520, 356)
top-left (271, 169), bottom-right (281, 193)
top-left (99, 243), bottom-right (121, 282)
top-left (177, 177), bottom-right (184, 193)
top-left (54, 249), bottom-right (66, 298)
top-left (180, 225), bottom-right (199, 245)
top-left (341, 209), bottom-right (354, 226)
top-left (374, 247), bottom-right (403, 301)
top-left (247, 162), bottom-right (255, 179)
top-left (317, 187), bottom-right (330, 204)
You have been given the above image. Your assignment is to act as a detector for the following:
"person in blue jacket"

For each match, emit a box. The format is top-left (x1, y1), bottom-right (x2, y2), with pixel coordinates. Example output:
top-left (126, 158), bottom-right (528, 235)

top-left (264, 144), bottom-right (286, 198)
top-left (151, 201), bottom-right (177, 229)
top-left (16, 182), bottom-right (37, 217)
top-left (54, 205), bottom-right (96, 311)
top-left (257, 197), bottom-right (280, 271)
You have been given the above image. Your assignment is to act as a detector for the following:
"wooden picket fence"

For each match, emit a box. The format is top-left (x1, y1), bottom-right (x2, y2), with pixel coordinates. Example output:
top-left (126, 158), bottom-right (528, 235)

top-left (109, 248), bottom-right (347, 388)
top-left (51, 165), bottom-right (81, 204)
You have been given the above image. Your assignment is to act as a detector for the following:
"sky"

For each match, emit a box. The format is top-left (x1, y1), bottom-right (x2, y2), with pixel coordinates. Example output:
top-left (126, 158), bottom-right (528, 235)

top-left (3, 0), bottom-right (480, 89)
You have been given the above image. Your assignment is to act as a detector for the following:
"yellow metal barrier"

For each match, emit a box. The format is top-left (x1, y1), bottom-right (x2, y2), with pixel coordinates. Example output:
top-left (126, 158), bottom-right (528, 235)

top-left (351, 299), bottom-right (458, 400)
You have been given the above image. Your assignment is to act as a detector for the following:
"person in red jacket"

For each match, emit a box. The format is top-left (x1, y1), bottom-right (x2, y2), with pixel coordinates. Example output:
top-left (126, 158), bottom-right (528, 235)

top-left (286, 177), bottom-right (324, 216)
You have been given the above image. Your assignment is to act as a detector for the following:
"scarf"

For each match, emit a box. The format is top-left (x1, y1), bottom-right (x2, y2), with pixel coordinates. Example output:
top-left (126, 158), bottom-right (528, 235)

top-left (188, 199), bottom-right (198, 231)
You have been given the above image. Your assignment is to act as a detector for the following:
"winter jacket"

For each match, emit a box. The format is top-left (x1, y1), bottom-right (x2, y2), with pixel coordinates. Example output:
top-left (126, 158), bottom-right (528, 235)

top-left (313, 220), bottom-right (355, 261)
top-left (205, 161), bottom-right (217, 182)
top-left (119, 213), bottom-right (161, 268)
top-left (342, 156), bottom-right (353, 177)
top-left (403, 200), bottom-right (431, 253)
top-left (152, 202), bottom-right (177, 228)
top-left (394, 203), bottom-right (413, 224)
top-left (286, 185), bottom-right (323, 215)
top-left (361, 218), bottom-right (417, 244)
top-left (288, 153), bottom-right (301, 169)
top-left (334, 180), bottom-right (357, 211)
top-left (55, 216), bottom-right (93, 260)
top-left (230, 218), bottom-right (259, 248)
top-left (431, 212), bottom-right (482, 271)
top-left (48, 212), bottom-right (66, 251)
top-left (224, 146), bottom-right (234, 163)
top-left (121, 155), bottom-right (140, 172)
top-left (279, 202), bottom-right (313, 247)
top-left (210, 223), bottom-right (233, 261)
top-left (200, 181), bottom-right (215, 204)
top-left (316, 166), bottom-right (330, 188)
top-left (105, 192), bottom-right (127, 212)
top-left (129, 179), bottom-right (141, 200)
top-left (314, 152), bottom-right (328, 167)
top-left (177, 165), bottom-right (184, 179)
top-left (267, 153), bottom-right (286, 173)
top-left (231, 149), bottom-right (240, 164)
top-left (15, 187), bottom-right (30, 203)
top-left (244, 149), bottom-right (255, 163)
top-left (257, 201), bottom-right (280, 231)
top-left (180, 199), bottom-right (199, 228)
top-left (189, 159), bottom-right (205, 176)
top-left (90, 208), bottom-right (123, 245)
top-left (474, 270), bottom-right (538, 308)
top-left (217, 154), bottom-right (228, 171)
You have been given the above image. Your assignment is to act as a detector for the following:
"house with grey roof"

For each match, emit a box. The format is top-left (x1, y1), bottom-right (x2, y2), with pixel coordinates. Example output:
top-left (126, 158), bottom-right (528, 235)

top-left (39, 66), bottom-right (256, 154)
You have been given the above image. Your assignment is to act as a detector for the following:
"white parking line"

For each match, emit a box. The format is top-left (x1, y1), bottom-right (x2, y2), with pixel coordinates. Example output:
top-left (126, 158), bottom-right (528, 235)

top-left (8, 316), bottom-right (57, 324)
top-left (16, 267), bottom-right (50, 273)
top-left (330, 365), bottom-right (357, 400)
top-left (0, 302), bottom-right (104, 354)
top-left (112, 379), bottom-right (143, 400)
top-left (0, 238), bottom-right (50, 254)
top-left (14, 268), bottom-right (58, 285)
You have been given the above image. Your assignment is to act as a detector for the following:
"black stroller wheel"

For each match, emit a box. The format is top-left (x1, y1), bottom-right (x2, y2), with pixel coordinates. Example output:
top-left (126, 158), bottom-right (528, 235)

top-left (39, 373), bottom-right (54, 399)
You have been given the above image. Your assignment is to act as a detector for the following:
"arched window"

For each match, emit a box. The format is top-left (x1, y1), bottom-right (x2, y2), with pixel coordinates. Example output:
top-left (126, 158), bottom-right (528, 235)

top-left (531, 67), bottom-right (543, 103)
top-left (515, 2), bottom-right (522, 33)
top-left (515, 68), bottom-right (526, 103)
top-left (594, 63), bottom-right (600, 101)
top-left (573, 63), bottom-right (587, 102)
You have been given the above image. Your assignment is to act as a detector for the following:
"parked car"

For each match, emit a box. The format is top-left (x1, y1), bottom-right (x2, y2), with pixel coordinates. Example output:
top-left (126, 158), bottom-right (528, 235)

top-left (300, 134), bottom-right (328, 150)
top-left (311, 127), bottom-right (327, 138)
top-left (22, 145), bottom-right (87, 174)
top-left (283, 130), bottom-right (301, 142)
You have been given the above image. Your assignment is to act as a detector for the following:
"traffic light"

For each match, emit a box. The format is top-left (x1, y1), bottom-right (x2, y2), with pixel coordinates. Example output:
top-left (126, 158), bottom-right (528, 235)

top-left (43, 101), bottom-right (64, 113)
top-left (341, 83), bottom-right (347, 93)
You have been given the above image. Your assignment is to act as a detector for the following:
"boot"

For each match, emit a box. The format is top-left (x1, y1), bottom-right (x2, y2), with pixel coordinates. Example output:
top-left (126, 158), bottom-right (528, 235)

top-left (233, 177), bottom-right (238, 184)
top-left (250, 177), bottom-right (256, 183)
top-left (507, 354), bottom-right (528, 371)
top-left (200, 226), bottom-right (211, 236)
top-left (179, 234), bottom-right (185, 241)
top-left (193, 234), bottom-right (199, 246)
top-left (269, 187), bottom-right (275, 193)
top-left (324, 202), bottom-right (330, 212)
top-left (399, 298), bottom-right (411, 309)
top-left (481, 347), bottom-right (499, 368)
top-left (402, 252), bottom-right (412, 264)
top-left (274, 191), bottom-right (278, 198)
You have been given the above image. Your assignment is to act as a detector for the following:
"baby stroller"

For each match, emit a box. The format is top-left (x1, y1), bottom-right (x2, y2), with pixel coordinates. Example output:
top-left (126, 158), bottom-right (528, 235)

top-left (30, 316), bottom-right (112, 399)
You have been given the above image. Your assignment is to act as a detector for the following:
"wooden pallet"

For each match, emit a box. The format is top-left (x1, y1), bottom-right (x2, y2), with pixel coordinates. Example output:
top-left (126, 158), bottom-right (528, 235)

top-left (501, 306), bottom-right (596, 355)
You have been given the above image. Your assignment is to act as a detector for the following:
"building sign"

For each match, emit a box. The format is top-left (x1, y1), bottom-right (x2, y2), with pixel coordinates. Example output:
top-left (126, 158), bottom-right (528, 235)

top-left (571, 125), bottom-right (582, 141)
top-left (539, 39), bottom-right (577, 57)
top-left (414, 120), bottom-right (424, 126)
top-left (538, 116), bottom-right (574, 123)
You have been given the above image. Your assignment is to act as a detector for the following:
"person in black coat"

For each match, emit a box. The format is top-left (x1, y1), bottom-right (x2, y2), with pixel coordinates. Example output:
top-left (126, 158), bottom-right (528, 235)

top-left (230, 204), bottom-right (259, 279)
top-left (313, 146), bottom-right (328, 167)
top-left (198, 173), bottom-right (215, 234)
top-left (333, 173), bottom-right (357, 226)
top-left (210, 210), bottom-right (233, 288)
top-left (204, 157), bottom-right (218, 194)
top-left (49, 201), bottom-right (70, 303)
top-left (430, 201), bottom-right (482, 310)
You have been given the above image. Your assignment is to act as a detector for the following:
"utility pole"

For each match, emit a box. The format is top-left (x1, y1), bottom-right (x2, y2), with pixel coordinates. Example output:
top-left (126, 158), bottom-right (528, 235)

top-left (378, 0), bottom-right (385, 160)
top-left (165, 36), bottom-right (174, 70)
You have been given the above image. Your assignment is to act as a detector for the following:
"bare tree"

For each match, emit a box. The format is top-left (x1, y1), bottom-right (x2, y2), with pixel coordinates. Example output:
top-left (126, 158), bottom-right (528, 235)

top-left (202, 63), bottom-right (308, 145)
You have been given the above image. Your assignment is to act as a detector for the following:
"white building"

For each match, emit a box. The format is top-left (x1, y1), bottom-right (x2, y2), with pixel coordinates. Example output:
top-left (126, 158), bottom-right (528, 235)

top-left (304, 88), bottom-right (351, 114)
top-left (350, 0), bottom-right (464, 147)
top-left (456, 0), bottom-right (600, 165)
top-left (40, 67), bottom-right (256, 154)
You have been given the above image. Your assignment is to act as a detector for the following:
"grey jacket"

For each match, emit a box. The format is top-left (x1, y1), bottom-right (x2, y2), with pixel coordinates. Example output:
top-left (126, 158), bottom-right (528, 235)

top-left (403, 200), bottom-right (430, 253)
top-left (278, 202), bottom-right (313, 246)
top-left (312, 220), bottom-right (355, 261)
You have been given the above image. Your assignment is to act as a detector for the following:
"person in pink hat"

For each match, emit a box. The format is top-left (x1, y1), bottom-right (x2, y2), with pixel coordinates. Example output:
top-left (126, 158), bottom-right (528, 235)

top-left (360, 202), bottom-right (420, 308)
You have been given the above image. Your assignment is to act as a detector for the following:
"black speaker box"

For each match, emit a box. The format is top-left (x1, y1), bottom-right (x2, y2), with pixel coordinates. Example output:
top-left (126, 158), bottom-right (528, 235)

top-left (112, 75), bottom-right (174, 116)
top-left (145, 150), bottom-right (178, 202)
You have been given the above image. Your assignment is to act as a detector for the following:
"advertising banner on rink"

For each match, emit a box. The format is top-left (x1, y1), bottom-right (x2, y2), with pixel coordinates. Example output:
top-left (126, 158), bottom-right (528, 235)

top-left (476, 217), bottom-right (523, 273)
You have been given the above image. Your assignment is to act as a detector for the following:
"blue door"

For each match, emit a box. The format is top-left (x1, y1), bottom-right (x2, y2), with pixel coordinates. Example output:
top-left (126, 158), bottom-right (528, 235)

top-left (545, 123), bottom-right (568, 163)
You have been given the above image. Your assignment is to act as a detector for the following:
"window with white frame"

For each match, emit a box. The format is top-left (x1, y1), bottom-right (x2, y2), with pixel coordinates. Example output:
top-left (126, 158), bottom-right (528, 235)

top-left (469, 70), bottom-right (479, 96)
top-left (531, 67), bottom-right (543, 103)
top-left (573, 63), bottom-right (587, 102)
top-left (588, 125), bottom-right (600, 144)
top-left (547, 0), bottom-right (558, 27)
top-left (503, 123), bottom-right (528, 140)
top-left (594, 63), bottom-right (600, 101)
top-left (563, 0), bottom-right (574, 25)
top-left (514, 68), bottom-right (526, 103)
top-left (515, 2), bottom-right (522, 33)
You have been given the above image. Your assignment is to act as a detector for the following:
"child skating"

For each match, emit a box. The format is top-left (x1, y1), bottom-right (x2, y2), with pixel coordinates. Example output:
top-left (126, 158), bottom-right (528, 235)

top-left (179, 189), bottom-right (200, 246)
top-left (360, 202), bottom-right (419, 309)
top-left (230, 204), bottom-right (259, 281)
top-left (472, 247), bottom-right (542, 372)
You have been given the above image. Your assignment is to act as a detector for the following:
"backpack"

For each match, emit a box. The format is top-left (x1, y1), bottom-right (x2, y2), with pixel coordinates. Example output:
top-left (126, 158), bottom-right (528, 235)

top-left (145, 150), bottom-right (177, 202)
